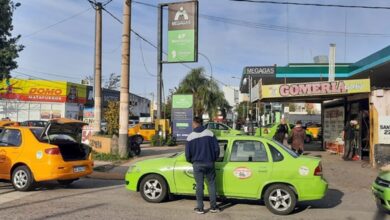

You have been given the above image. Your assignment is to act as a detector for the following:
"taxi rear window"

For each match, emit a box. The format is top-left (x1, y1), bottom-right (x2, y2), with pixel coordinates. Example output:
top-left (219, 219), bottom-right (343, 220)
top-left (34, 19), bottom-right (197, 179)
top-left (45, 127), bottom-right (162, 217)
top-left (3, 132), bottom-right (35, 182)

top-left (30, 128), bottom-right (44, 140)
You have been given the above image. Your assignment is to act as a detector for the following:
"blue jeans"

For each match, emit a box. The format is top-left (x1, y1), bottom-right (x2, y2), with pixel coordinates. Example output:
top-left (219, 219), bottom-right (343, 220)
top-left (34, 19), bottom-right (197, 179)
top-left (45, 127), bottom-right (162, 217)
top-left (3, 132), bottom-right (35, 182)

top-left (193, 162), bottom-right (217, 210)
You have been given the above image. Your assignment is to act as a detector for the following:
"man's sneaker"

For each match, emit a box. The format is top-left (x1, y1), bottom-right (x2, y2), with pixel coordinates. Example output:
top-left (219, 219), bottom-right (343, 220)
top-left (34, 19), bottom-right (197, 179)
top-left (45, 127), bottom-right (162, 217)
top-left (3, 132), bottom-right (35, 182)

top-left (194, 208), bottom-right (205, 214)
top-left (210, 207), bottom-right (221, 213)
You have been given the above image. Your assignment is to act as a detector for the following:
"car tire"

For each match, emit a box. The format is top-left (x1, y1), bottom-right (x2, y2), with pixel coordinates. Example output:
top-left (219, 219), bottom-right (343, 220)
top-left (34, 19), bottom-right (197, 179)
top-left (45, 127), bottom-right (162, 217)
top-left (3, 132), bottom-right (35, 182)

top-left (305, 135), bottom-right (312, 144)
top-left (140, 174), bottom-right (168, 203)
top-left (264, 184), bottom-right (297, 215)
top-left (12, 165), bottom-right (35, 191)
top-left (58, 179), bottom-right (78, 186)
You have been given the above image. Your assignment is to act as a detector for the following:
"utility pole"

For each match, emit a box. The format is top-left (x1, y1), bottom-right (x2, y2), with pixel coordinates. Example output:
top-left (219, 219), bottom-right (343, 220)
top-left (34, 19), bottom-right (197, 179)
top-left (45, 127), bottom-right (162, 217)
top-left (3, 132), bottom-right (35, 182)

top-left (93, 2), bottom-right (103, 133)
top-left (157, 5), bottom-right (163, 122)
top-left (118, 0), bottom-right (131, 158)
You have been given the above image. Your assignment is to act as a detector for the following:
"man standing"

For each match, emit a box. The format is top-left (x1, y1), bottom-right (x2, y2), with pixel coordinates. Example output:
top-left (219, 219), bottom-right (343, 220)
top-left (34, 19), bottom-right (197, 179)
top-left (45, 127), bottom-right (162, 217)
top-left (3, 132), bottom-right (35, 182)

top-left (290, 120), bottom-right (306, 155)
top-left (185, 117), bottom-right (220, 214)
top-left (343, 120), bottom-right (358, 160)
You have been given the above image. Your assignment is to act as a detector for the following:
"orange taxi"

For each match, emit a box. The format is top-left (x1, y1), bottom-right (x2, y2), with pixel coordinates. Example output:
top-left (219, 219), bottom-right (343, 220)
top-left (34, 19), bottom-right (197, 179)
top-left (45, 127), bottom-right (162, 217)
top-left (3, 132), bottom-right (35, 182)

top-left (128, 123), bottom-right (156, 144)
top-left (0, 118), bottom-right (93, 191)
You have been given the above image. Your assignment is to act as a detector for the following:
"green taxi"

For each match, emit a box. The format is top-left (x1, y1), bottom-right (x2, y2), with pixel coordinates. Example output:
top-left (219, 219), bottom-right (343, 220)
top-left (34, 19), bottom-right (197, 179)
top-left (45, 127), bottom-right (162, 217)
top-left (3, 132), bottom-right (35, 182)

top-left (204, 122), bottom-right (243, 137)
top-left (255, 123), bottom-right (313, 143)
top-left (372, 171), bottom-right (390, 212)
top-left (125, 135), bottom-right (328, 215)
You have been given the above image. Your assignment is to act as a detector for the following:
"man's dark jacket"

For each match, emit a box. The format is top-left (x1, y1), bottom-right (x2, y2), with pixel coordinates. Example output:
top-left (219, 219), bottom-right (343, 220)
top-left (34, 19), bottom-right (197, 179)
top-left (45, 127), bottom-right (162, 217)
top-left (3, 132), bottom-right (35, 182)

top-left (185, 126), bottom-right (220, 163)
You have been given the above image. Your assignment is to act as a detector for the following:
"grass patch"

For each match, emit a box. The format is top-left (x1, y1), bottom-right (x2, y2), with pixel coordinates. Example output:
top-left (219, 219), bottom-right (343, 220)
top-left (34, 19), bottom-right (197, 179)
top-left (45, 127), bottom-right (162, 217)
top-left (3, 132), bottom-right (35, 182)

top-left (92, 151), bottom-right (128, 162)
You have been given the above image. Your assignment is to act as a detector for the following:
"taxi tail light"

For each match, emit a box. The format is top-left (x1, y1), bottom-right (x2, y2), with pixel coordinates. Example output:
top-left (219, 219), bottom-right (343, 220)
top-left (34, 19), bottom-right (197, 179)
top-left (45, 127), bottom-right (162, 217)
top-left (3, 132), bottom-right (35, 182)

top-left (45, 148), bottom-right (61, 155)
top-left (314, 163), bottom-right (322, 176)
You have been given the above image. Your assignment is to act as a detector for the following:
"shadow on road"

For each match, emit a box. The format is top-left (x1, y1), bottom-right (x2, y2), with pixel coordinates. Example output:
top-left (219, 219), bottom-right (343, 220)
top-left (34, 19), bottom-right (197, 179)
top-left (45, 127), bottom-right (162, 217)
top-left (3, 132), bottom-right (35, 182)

top-left (295, 188), bottom-right (344, 213)
top-left (34, 178), bottom-right (124, 191)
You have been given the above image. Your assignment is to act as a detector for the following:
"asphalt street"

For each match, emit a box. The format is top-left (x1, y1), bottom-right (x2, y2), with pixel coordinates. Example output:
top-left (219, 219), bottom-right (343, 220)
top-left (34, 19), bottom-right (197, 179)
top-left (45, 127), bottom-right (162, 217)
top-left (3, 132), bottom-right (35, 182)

top-left (0, 143), bottom-right (388, 220)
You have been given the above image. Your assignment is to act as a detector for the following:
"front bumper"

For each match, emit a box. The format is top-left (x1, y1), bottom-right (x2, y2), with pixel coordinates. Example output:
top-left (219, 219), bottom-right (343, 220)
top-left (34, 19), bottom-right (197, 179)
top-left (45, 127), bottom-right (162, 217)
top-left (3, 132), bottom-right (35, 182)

top-left (372, 182), bottom-right (390, 211)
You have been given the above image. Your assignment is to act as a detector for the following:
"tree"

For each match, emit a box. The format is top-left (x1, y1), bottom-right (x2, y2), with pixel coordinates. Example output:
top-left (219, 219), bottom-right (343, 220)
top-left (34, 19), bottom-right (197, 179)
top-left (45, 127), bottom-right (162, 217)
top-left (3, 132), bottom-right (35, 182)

top-left (103, 101), bottom-right (119, 135)
top-left (0, 0), bottom-right (24, 81)
top-left (83, 73), bottom-right (120, 90)
top-left (176, 67), bottom-right (230, 120)
top-left (104, 73), bottom-right (120, 90)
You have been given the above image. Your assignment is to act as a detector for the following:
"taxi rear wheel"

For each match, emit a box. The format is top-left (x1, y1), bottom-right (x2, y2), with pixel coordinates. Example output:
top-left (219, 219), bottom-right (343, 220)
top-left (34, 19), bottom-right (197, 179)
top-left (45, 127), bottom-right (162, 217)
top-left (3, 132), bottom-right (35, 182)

top-left (12, 166), bottom-right (34, 191)
top-left (140, 174), bottom-right (168, 203)
top-left (264, 184), bottom-right (296, 215)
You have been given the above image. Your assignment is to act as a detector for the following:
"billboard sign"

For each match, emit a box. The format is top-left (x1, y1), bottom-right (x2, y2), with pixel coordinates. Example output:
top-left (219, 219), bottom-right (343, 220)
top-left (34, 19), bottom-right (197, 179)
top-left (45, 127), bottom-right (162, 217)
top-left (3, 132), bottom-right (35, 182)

top-left (167, 1), bottom-right (198, 63)
top-left (245, 66), bottom-right (276, 76)
top-left (0, 79), bottom-right (87, 103)
top-left (172, 94), bottom-right (193, 141)
top-left (261, 79), bottom-right (370, 99)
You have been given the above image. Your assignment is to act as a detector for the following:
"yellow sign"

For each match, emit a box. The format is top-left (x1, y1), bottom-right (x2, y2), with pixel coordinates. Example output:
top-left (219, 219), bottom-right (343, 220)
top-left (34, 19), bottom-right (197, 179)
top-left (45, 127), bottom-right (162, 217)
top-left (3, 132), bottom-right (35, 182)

top-left (261, 79), bottom-right (370, 99)
top-left (0, 79), bottom-right (86, 103)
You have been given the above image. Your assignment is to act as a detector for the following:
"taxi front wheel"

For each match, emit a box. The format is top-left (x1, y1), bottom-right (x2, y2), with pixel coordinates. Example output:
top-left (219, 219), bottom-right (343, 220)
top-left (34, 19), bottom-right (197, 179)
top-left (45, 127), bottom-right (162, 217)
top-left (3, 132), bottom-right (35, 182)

top-left (264, 184), bottom-right (297, 215)
top-left (140, 174), bottom-right (168, 203)
top-left (12, 165), bottom-right (35, 191)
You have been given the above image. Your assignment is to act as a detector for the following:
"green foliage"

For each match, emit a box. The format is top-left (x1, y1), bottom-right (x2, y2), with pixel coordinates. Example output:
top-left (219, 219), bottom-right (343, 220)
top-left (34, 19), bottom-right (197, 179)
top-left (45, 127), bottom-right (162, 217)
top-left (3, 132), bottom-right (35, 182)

top-left (103, 101), bottom-right (120, 135)
top-left (176, 68), bottom-right (230, 120)
top-left (165, 134), bottom-right (177, 146)
top-left (151, 134), bottom-right (164, 146)
top-left (0, 0), bottom-right (24, 80)
top-left (92, 151), bottom-right (130, 163)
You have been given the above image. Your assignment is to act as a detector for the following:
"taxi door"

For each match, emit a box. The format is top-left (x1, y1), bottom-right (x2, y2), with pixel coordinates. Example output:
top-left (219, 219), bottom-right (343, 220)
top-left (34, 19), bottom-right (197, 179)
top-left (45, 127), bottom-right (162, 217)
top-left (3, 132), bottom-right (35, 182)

top-left (0, 128), bottom-right (24, 178)
top-left (173, 140), bottom-right (227, 195)
top-left (221, 140), bottom-right (272, 198)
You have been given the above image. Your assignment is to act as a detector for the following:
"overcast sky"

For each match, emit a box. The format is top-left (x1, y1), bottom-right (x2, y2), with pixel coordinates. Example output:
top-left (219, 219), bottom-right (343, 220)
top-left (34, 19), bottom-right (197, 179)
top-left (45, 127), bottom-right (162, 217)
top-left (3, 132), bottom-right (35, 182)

top-left (11, 0), bottom-right (390, 100)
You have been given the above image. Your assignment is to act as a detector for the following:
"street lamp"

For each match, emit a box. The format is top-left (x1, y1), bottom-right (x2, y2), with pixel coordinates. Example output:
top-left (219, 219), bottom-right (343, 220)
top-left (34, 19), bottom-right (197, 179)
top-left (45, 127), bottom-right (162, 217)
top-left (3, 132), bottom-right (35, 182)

top-left (243, 75), bottom-right (254, 135)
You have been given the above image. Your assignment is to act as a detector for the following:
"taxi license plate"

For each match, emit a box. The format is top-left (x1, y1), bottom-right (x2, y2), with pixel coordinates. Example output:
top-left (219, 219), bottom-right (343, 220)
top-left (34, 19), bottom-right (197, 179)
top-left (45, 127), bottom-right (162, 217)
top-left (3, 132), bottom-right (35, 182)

top-left (73, 166), bottom-right (86, 173)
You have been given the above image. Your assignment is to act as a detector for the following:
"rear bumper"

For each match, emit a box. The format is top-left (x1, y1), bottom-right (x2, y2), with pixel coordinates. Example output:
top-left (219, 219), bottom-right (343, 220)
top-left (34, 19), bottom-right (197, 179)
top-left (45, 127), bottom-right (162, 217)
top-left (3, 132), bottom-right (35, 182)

top-left (372, 183), bottom-right (390, 211)
top-left (298, 178), bottom-right (328, 201)
top-left (34, 160), bottom-right (94, 182)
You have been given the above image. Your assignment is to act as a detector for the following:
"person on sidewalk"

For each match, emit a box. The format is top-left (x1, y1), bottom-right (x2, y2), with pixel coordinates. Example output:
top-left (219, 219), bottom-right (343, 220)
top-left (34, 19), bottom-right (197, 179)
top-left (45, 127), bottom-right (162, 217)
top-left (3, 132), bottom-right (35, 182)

top-left (290, 120), bottom-right (306, 155)
top-left (185, 117), bottom-right (221, 214)
top-left (274, 118), bottom-right (289, 144)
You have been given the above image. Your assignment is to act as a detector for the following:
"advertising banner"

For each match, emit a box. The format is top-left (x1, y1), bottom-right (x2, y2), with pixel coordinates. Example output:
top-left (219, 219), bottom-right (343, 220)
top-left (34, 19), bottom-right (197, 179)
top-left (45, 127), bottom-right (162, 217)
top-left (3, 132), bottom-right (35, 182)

top-left (167, 1), bottom-right (198, 63)
top-left (379, 116), bottom-right (390, 144)
top-left (261, 79), bottom-right (371, 99)
top-left (0, 79), bottom-right (87, 103)
top-left (172, 94), bottom-right (193, 141)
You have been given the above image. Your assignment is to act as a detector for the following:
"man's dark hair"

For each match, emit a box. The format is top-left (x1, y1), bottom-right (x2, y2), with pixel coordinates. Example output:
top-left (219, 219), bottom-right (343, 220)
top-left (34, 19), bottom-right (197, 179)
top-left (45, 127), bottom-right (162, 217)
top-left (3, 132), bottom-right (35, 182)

top-left (296, 120), bottom-right (302, 125)
top-left (193, 116), bottom-right (202, 125)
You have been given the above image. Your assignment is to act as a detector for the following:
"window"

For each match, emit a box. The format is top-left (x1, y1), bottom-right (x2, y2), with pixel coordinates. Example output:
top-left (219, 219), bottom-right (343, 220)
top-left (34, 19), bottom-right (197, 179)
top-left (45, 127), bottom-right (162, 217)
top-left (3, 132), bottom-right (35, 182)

top-left (0, 129), bottom-right (22, 146)
top-left (217, 140), bottom-right (228, 162)
top-left (217, 124), bottom-right (229, 130)
top-left (272, 141), bottom-right (299, 158)
top-left (269, 145), bottom-right (284, 162)
top-left (141, 124), bottom-right (154, 130)
top-left (207, 123), bottom-right (216, 129)
top-left (230, 140), bottom-right (268, 162)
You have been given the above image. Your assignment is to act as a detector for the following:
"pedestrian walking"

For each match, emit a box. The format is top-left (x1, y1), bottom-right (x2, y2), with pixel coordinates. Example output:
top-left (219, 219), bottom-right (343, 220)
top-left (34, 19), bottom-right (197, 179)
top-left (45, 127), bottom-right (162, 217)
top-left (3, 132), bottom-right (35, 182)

top-left (290, 120), bottom-right (306, 155)
top-left (274, 118), bottom-right (289, 143)
top-left (185, 117), bottom-right (221, 214)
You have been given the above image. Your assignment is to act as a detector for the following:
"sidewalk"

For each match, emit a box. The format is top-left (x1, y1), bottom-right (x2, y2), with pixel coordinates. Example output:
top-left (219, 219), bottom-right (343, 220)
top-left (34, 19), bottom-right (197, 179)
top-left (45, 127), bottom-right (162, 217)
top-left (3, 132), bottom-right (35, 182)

top-left (87, 145), bottom-right (185, 180)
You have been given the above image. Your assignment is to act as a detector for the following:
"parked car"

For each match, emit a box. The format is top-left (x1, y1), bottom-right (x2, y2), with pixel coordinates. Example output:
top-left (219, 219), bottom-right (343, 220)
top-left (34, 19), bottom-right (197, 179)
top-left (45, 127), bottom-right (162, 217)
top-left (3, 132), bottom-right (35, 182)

top-left (204, 122), bottom-right (243, 137)
top-left (125, 135), bottom-right (328, 215)
top-left (128, 123), bottom-right (156, 144)
top-left (255, 123), bottom-right (313, 143)
top-left (20, 120), bottom-right (48, 127)
top-left (372, 171), bottom-right (390, 212)
top-left (0, 118), bottom-right (93, 191)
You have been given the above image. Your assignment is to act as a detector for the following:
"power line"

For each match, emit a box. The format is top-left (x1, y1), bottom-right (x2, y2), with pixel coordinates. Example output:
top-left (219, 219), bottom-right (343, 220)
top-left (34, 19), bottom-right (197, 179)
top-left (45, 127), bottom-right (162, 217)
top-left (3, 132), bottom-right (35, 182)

top-left (132, 0), bottom-right (390, 37)
top-left (17, 67), bottom-right (83, 80)
top-left (230, 0), bottom-right (390, 10)
top-left (138, 38), bottom-right (157, 77)
top-left (22, 8), bottom-right (92, 39)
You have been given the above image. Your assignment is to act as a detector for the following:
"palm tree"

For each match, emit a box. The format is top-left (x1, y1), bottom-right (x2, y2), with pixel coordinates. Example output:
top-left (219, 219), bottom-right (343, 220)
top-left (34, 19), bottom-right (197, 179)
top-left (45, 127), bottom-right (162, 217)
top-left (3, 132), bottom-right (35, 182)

top-left (176, 68), bottom-right (230, 120)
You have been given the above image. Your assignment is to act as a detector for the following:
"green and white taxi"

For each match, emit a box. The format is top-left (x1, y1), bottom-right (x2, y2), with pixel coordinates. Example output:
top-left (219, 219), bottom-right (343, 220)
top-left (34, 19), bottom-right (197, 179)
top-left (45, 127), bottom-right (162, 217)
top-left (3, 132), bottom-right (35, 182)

top-left (125, 135), bottom-right (328, 215)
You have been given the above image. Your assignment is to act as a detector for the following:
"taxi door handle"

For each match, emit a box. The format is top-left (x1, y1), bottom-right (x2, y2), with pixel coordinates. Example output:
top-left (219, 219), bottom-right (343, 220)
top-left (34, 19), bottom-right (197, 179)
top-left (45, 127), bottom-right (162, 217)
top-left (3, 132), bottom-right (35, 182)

top-left (258, 167), bottom-right (268, 172)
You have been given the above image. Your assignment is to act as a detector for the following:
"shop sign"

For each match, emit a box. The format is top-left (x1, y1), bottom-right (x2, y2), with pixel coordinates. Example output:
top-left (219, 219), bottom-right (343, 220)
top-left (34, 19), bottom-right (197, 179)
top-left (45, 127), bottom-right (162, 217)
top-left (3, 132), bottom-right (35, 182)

top-left (379, 116), bottom-right (390, 144)
top-left (167, 1), bottom-right (198, 63)
top-left (172, 94), bottom-right (193, 141)
top-left (0, 79), bottom-right (87, 103)
top-left (261, 79), bottom-right (370, 99)
top-left (245, 66), bottom-right (275, 76)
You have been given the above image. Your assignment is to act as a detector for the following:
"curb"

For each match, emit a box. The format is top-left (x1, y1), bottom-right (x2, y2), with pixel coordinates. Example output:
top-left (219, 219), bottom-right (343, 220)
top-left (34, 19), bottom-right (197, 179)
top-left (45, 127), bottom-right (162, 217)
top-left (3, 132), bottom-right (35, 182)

top-left (87, 171), bottom-right (124, 180)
